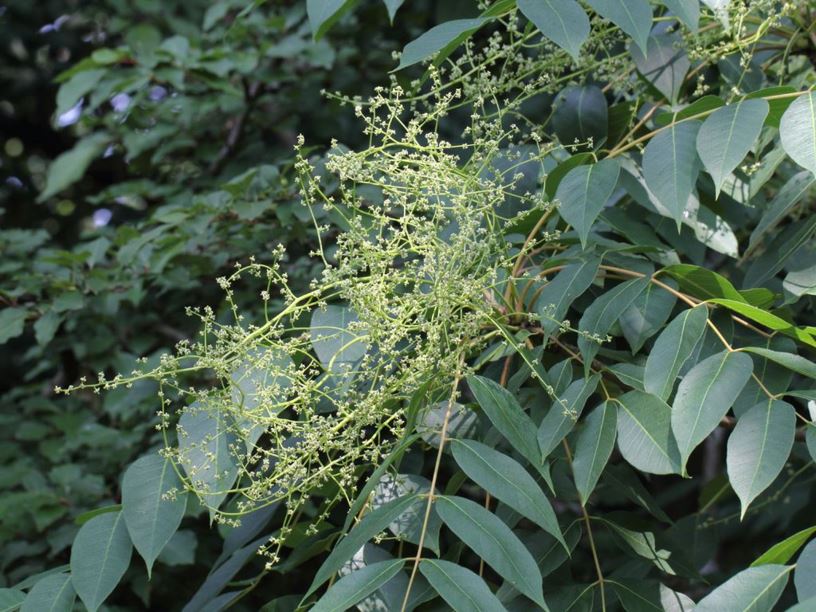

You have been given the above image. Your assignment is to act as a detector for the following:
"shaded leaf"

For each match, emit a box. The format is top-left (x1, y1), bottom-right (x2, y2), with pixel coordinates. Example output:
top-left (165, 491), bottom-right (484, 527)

top-left (632, 31), bottom-right (689, 104)
top-left (585, 0), bottom-right (652, 53)
top-left (539, 375), bottom-right (600, 457)
top-left (572, 402), bottom-right (617, 504)
top-left (552, 85), bottom-right (608, 151)
top-left (38, 133), bottom-right (110, 202)
top-left (535, 258), bottom-right (600, 334)
top-left (395, 18), bottom-right (486, 71)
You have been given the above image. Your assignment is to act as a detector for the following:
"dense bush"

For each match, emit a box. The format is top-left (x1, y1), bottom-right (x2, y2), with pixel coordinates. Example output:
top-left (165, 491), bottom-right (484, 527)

top-left (2, 1), bottom-right (816, 610)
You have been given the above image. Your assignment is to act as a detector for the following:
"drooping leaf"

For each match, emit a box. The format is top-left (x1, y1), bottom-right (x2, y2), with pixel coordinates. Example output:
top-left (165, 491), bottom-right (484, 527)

top-left (70, 512), bottom-right (133, 612)
top-left (643, 121), bottom-right (701, 228)
top-left (395, 18), bottom-right (487, 71)
top-left (696, 99), bottom-right (769, 196)
top-left (517, 0), bottom-right (590, 61)
top-left (585, 0), bottom-right (653, 54)
top-left (616, 390), bottom-right (681, 475)
top-left (419, 560), bottom-right (506, 612)
top-left (744, 217), bottom-right (816, 291)
top-left (556, 158), bottom-right (621, 248)
top-left (619, 279), bottom-right (677, 353)
top-left (695, 565), bottom-right (792, 612)
top-left (577, 276), bottom-right (649, 368)
top-left (706, 298), bottom-right (816, 348)
top-left (435, 495), bottom-right (546, 608)
top-left (602, 520), bottom-right (675, 573)
top-left (551, 85), bottom-right (608, 151)
top-left (661, 0), bottom-right (700, 29)
top-left (535, 258), bottom-right (600, 333)
top-left (727, 400), bottom-right (795, 519)
top-left (671, 351), bottom-right (753, 473)
top-left (752, 526), bottom-right (816, 567)
top-left (311, 560), bottom-right (405, 612)
top-left (382, 0), bottom-right (405, 23)
top-left (749, 171), bottom-right (815, 250)
top-left (545, 153), bottom-right (593, 199)
top-left (739, 347), bottom-right (816, 380)
top-left (572, 402), bottom-right (617, 504)
top-left (539, 375), bottom-right (600, 457)
top-left (122, 453), bottom-right (187, 577)
top-left (661, 264), bottom-right (744, 301)
top-left (450, 439), bottom-right (564, 547)
top-left (659, 584), bottom-right (696, 612)
top-left (38, 133), bottom-right (110, 202)
top-left (780, 92), bottom-right (816, 175)
top-left (644, 306), bottom-right (708, 400)
top-left (306, 0), bottom-right (356, 40)
top-left (467, 375), bottom-right (540, 466)
top-left (20, 574), bottom-right (75, 612)
top-left (0, 308), bottom-right (27, 345)
top-left (632, 31), bottom-right (689, 104)
top-left (794, 539), bottom-right (816, 601)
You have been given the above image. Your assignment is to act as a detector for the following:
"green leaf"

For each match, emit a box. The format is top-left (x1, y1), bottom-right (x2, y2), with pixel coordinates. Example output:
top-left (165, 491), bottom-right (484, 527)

top-left (20, 574), bottom-right (75, 612)
top-left (545, 153), bottom-right (593, 199)
top-left (556, 159), bottom-right (621, 248)
top-left (122, 453), bottom-right (186, 577)
top-left (707, 299), bottom-right (816, 348)
top-left (419, 560), bottom-right (506, 612)
top-left (661, 0), bottom-right (699, 29)
top-left (661, 264), bottom-right (744, 301)
top-left (585, 0), bottom-right (653, 54)
top-left (671, 351), bottom-right (753, 473)
top-left (311, 304), bottom-right (368, 371)
top-left (749, 171), bottom-right (814, 250)
top-left (55, 69), bottom-right (104, 119)
top-left (740, 347), bottom-right (816, 379)
top-left (311, 560), bottom-right (405, 612)
top-left (615, 390), bottom-right (681, 475)
top-left (780, 92), bottom-right (816, 175)
top-left (695, 565), bottom-right (792, 612)
top-left (643, 121), bottom-right (701, 228)
top-left (610, 579), bottom-right (663, 611)
top-left (177, 401), bottom-right (240, 513)
top-left (644, 306), bottom-right (708, 400)
top-left (602, 520), bottom-right (675, 573)
top-left (0, 589), bottom-right (24, 612)
top-left (517, 0), bottom-right (590, 61)
top-left (75, 504), bottom-right (122, 526)
top-left (539, 375), bottom-right (600, 457)
top-left (654, 95), bottom-right (724, 126)
top-left (435, 496), bottom-right (546, 608)
top-left (572, 402), bottom-right (617, 504)
top-left (305, 494), bottom-right (420, 599)
top-left (70, 511), bottom-right (132, 612)
top-left (306, 0), bottom-right (357, 40)
top-left (38, 133), bottom-right (110, 202)
top-left (794, 540), bottom-right (816, 601)
top-left (535, 258), bottom-right (600, 333)
top-left (467, 375), bottom-right (540, 467)
top-left (807, 426), bottom-right (816, 464)
top-left (382, 0), bottom-right (405, 23)
top-left (577, 276), bottom-right (649, 368)
top-left (0, 308), bottom-right (27, 345)
top-left (751, 526), bottom-right (816, 567)
top-left (632, 31), bottom-right (689, 104)
top-left (395, 18), bottom-right (487, 71)
top-left (696, 99), bottom-right (769, 196)
top-left (33, 311), bottom-right (61, 346)
top-left (619, 279), bottom-right (677, 353)
top-left (744, 217), bottom-right (816, 290)
top-left (450, 439), bottom-right (565, 547)
top-left (727, 400), bottom-right (795, 519)
top-left (552, 86), bottom-right (608, 151)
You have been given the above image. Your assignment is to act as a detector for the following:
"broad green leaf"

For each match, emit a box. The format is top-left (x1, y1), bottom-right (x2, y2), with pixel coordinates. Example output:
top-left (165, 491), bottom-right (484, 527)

top-left (177, 401), bottom-right (240, 513)
top-left (752, 526), bottom-right (816, 566)
top-left (644, 306), bottom-right (708, 400)
top-left (707, 298), bottom-right (816, 348)
top-left (696, 99), bottom-right (769, 196)
top-left (539, 375), bottom-right (600, 457)
top-left (311, 560), bottom-right (404, 612)
top-left (395, 18), bottom-right (487, 71)
top-left (70, 511), bottom-right (132, 612)
top-left (749, 171), bottom-right (814, 250)
top-left (450, 439), bottom-right (565, 547)
top-left (311, 304), bottom-right (367, 370)
top-left (0, 589), bottom-right (24, 612)
top-left (660, 584), bottom-right (696, 612)
top-left (780, 92), bottom-right (816, 175)
top-left (608, 362), bottom-right (645, 391)
top-left (535, 258), bottom-right (600, 333)
top-left (556, 159), bottom-right (621, 248)
top-left (794, 540), bottom-right (816, 601)
top-left (38, 133), bottom-right (110, 202)
top-left (419, 560), bottom-right (506, 612)
top-left (572, 402), bottom-right (617, 505)
top-left (695, 565), bottom-right (791, 612)
top-left (727, 400), bottom-right (795, 518)
top-left (632, 31), bottom-right (689, 104)
top-left (435, 495), bottom-right (546, 608)
top-left (585, 0), bottom-right (652, 54)
top-left (122, 453), bottom-right (187, 577)
top-left (740, 347), bottom-right (816, 379)
top-left (75, 504), bottom-right (123, 526)
top-left (552, 85), bottom-right (608, 151)
top-left (55, 69), bottom-right (104, 119)
top-left (545, 153), bottom-right (593, 199)
top-left (306, 0), bottom-right (356, 39)
top-left (20, 574), bottom-right (75, 612)
top-left (662, 264), bottom-right (744, 301)
top-left (467, 375), bottom-right (540, 466)
top-left (305, 494), bottom-right (420, 599)
top-left (744, 217), bottom-right (816, 290)
top-left (577, 276), bottom-right (649, 368)
top-left (619, 279), bottom-right (677, 353)
top-left (654, 95), bottom-right (724, 126)
top-left (0, 308), bottom-right (27, 345)
top-left (661, 0), bottom-right (700, 29)
top-left (671, 351), bottom-right (753, 473)
top-left (517, 0), bottom-right (590, 61)
top-left (616, 390), bottom-right (681, 475)
top-left (382, 0), bottom-right (405, 23)
top-left (643, 121), bottom-right (701, 228)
